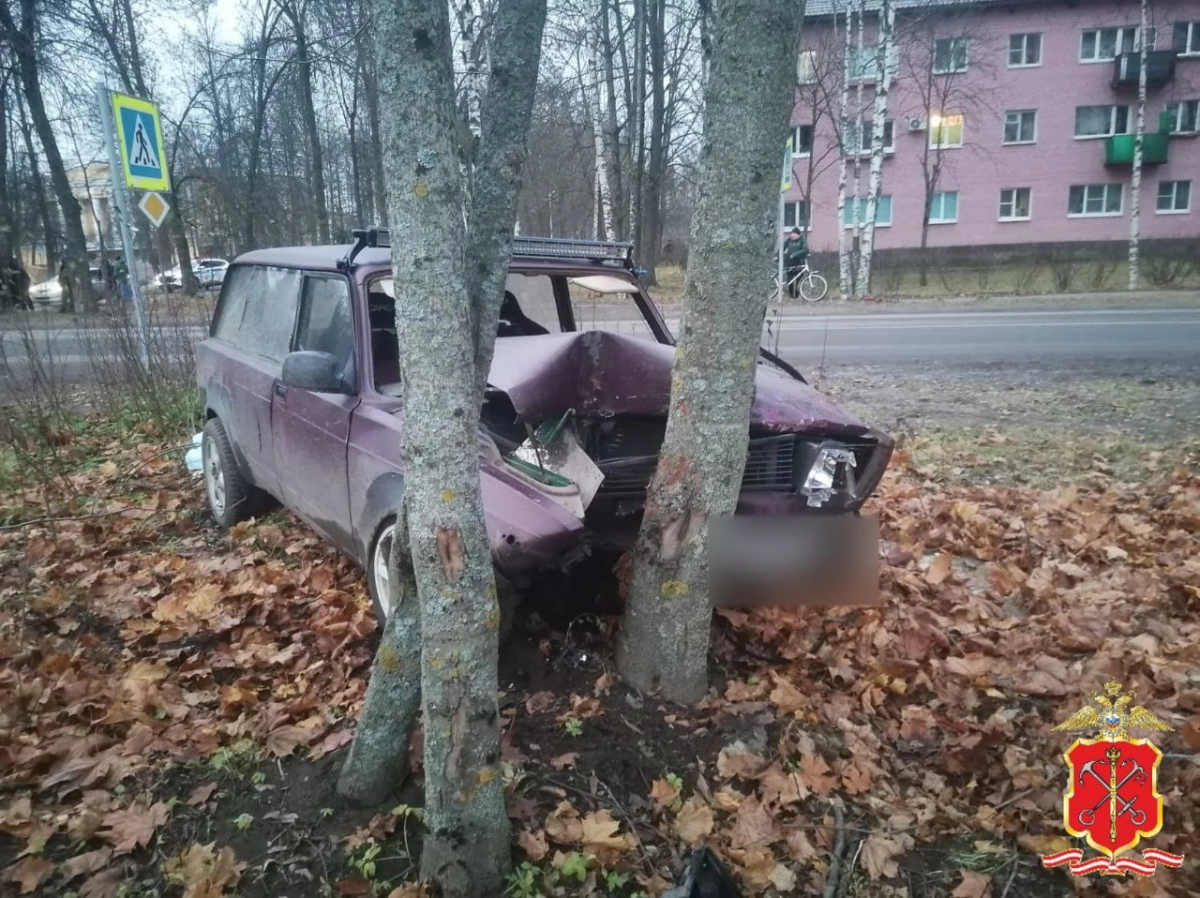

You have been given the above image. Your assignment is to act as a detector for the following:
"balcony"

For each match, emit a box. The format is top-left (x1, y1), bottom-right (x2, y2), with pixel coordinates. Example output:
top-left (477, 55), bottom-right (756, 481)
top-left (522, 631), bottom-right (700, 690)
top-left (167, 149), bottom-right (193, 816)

top-left (1112, 51), bottom-right (1177, 87)
top-left (1104, 133), bottom-right (1169, 165)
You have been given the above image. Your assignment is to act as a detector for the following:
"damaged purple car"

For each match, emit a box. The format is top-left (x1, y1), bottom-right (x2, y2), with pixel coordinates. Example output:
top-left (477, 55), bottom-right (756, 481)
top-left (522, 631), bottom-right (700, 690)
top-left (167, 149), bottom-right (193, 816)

top-left (195, 231), bottom-right (892, 620)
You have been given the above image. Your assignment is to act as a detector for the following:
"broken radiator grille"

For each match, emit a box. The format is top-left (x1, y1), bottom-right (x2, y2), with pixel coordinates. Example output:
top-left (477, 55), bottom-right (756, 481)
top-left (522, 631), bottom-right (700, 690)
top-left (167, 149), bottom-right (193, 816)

top-left (593, 426), bottom-right (797, 498)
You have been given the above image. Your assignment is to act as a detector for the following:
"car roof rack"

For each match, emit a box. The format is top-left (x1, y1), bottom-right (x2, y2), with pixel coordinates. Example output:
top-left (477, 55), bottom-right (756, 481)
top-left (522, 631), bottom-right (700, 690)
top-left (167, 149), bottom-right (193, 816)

top-left (338, 226), bottom-right (390, 271)
top-left (338, 227), bottom-right (636, 271)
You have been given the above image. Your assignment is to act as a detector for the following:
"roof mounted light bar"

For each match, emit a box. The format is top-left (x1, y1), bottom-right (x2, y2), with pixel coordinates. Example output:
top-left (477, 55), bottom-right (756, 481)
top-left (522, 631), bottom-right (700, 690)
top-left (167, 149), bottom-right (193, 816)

top-left (338, 228), bottom-right (635, 270)
top-left (511, 236), bottom-right (633, 265)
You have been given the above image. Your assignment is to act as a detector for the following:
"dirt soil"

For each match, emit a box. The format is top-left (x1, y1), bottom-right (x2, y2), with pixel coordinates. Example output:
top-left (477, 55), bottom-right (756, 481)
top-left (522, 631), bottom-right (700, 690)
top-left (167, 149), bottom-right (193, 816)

top-left (1, 366), bottom-right (1197, 898)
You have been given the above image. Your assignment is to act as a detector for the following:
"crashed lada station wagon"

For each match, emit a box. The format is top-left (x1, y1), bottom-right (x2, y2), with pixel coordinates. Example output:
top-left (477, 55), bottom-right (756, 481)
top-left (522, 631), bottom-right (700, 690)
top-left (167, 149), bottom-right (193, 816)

top-left (195, 230), bottom-right (893, 619)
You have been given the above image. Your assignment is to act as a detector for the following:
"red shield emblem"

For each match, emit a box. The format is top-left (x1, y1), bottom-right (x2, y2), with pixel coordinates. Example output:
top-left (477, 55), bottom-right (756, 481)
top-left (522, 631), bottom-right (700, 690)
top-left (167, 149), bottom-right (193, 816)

top-left (1064, 739), bottom-right (1163, 859)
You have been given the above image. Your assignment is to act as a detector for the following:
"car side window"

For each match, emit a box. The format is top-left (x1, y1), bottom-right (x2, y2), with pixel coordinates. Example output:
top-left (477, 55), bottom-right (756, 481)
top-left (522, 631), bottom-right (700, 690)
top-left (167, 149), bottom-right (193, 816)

top-left (296, 275), bottom-right (355, 372)
top-left (212, 264), bottom-right (301, 361)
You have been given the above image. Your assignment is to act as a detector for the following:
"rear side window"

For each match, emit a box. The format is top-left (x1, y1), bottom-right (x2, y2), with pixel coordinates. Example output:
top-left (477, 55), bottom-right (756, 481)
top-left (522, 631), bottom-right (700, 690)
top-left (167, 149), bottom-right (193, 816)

top-left (211, 265), bottom-right (301, 361)
top-left (296, 275), bottom-right (354, 370)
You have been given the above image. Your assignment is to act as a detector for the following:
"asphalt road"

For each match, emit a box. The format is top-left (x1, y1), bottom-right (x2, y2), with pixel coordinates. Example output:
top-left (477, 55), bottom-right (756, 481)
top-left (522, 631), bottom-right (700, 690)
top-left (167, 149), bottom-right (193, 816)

top-left (761, 307), bottom-right (1200, 366)
top-left (2, 308), bottom-right (1198, 384)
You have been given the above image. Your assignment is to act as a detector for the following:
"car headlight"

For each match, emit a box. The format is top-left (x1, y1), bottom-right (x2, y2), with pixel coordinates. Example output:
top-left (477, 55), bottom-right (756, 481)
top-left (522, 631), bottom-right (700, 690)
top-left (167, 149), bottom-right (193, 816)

top-left (800, 443), bottom-right (857, 508)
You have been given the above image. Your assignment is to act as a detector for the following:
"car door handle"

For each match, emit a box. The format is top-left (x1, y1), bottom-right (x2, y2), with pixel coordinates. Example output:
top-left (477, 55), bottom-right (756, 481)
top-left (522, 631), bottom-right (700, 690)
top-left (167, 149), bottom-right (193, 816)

top-left (274, 382), bottom-right (287, 399)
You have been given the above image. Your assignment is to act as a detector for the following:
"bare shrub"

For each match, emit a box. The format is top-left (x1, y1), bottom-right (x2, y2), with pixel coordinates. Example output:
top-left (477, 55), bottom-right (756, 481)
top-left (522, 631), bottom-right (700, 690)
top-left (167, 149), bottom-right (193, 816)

top-left (974, 264), bottom-right (993, 294)
top-left (1142, 251), bottom-right (1192, 288)
top-left (1012, 261), bottom-right (1041, 293)
top-left (1087, 259), bottom-right (1120, 292)
top-left (1046, 250), bottom-right (1078, 293)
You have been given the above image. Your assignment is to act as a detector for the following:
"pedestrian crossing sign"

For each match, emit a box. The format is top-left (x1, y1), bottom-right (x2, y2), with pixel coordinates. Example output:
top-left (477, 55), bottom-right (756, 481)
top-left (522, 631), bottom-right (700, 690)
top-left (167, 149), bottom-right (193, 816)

top-left (111, 93), bottom-right (170, 192)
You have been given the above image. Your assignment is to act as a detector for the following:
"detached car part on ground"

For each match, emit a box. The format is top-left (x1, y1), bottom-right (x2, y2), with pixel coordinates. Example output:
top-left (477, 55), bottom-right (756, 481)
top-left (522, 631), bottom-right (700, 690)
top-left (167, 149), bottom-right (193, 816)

top-left (194, 233), bottom-right (892, 623)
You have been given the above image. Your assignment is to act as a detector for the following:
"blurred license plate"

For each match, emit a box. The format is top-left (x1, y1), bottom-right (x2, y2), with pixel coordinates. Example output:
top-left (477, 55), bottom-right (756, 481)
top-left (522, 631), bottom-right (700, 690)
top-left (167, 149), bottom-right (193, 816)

top-left (708, 515), bottom-right (879, 608)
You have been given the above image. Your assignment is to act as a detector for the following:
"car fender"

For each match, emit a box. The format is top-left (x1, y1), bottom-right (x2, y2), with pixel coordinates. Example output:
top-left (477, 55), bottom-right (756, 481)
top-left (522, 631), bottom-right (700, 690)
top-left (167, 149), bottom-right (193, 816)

top-left (201, 379), bottom-right (256, 485)
top-left (356, 472), bottom-right (405, 569)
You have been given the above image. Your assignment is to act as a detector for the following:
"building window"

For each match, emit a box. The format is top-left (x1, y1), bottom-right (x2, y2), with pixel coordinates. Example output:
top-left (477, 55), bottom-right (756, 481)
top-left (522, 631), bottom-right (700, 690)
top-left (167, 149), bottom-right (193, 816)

top-left (843, 118), bottom-right (894, 154)
top-left (1003, 110), bottom-right (1037, 144)
top-left (1165, 100), bottom-right (1199, 134)
top-left (1174, 22), bottom-right (1200, 56)
top-left (792, 125), bottom-right (814, 156)
top-left (1081, 27), bottom-right (1141, 62)
top-left (797, 50), bottom-right (818, 84)
top-left (999, 187), bottom-right (1032, 221)
top-left (1156, 180), bottom-right (1191, 213)
top-left (843, 195), bottom-right (892, 228)
top-left (1009, 33), bottom-right (1042, 67)
top-left (928, 191), bottom-right (959, 223)
top-left (1074, 105), bottom-right (1130, 138)
top-left (933, 37), bottom-right (969, 73)
top-left (784, 200), bottom-right (811, 229)
top-left (930, 113), bottom-right (964, 148)
top-left (848, 44), bottom-right (881, 81)
top-left (1068, 184), bottom-right (1123, 217)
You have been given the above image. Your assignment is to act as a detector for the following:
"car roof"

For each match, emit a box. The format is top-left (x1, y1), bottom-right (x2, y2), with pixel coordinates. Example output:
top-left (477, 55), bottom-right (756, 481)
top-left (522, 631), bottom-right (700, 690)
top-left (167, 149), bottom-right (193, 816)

top-left (231, 244), bottom-right (634, 275)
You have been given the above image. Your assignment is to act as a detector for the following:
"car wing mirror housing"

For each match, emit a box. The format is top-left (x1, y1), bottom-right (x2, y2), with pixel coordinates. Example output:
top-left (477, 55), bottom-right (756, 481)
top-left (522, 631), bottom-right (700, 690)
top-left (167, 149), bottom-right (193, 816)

top-left (282, 351), bottom-right (348, 394)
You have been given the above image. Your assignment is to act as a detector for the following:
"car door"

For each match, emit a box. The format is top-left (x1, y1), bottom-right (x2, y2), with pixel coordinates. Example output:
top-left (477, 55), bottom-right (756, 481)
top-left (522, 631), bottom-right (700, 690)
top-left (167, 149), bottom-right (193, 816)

top-left (207, 264), bottom-right (302, 498)
top-left (271, 272), bottom-right (359, 553)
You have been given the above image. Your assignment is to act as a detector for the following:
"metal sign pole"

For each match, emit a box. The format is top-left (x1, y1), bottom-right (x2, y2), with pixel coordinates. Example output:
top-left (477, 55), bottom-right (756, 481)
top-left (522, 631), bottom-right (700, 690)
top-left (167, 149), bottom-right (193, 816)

top-left (96, 84), bottom-right (150, 371)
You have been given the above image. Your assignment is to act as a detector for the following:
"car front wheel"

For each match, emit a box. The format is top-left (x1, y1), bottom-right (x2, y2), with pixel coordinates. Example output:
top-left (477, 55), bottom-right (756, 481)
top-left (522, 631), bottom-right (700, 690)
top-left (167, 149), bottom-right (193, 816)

top-left (202, 418), bottom-right (267, 527)
top-left (367, 518), bottom-right (517, 641)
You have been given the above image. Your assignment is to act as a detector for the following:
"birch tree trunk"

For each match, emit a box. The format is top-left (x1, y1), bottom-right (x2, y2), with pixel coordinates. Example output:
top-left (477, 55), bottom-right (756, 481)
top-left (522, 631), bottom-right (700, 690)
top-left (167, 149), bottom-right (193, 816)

top-left (1128, 0), bottom-right (1148, 291)
top-left (848, 0), bottom-right (866, 298)
top-left (339, 3), bottom-right (545, 894)
top-left (836, 4), bottom-right (853, 298)
top-left (615, 0), bottom-right (801, 703)
top-left (588, 38), bottom-right (616, 241)
top-left (856, 0), bottom-right (893, 297)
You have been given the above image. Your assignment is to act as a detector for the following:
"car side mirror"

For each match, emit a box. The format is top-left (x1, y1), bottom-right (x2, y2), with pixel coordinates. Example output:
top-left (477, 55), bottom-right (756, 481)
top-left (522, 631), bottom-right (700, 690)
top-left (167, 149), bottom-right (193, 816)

top-left (282, 351), bottom-right (347, 393)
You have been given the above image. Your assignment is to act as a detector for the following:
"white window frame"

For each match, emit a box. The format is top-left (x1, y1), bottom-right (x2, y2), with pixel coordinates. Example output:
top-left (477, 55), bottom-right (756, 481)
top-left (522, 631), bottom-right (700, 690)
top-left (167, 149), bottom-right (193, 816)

top-left (928, 190), bottom-right (959, 224)
top-left (1068, 184), bottom-right (1123, 218)
top-left (784, 199), bottom-right (811, 229)
top-left (1165, 99), bottom-right (1199, 135)
top-left (1003, 110), bottom-right (1037, 145)
top-left (1008, 33), bottom-right (1042, 68)
top-left (1073, 105), bottom-right (1130, 139)
top-left (1156, 180), bottom-right (1192, 214)
top-left (843, 118), bottom-right (895, 155)
top-left (1080, 26), bottom-right (1141, 62)
top-left (933, 37), bottom-right (969, 74)
top-left (998, 187), bottom-right (1032, 222)
top-left (792, 124), bottom-right (814, 157)
top-left (848, 44), bottom-right (881, 82)
top-left (842, 195), bottom-right (893, 229)
top-left (1177, 22), bottom-right (1200, 57)
top-left (929, 113), bottom-right (964, 149)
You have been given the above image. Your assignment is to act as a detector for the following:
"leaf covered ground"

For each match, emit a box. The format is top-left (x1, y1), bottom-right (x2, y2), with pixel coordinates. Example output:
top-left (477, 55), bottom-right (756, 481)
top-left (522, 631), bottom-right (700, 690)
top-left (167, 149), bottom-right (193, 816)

top-left (0, 419), bottom-right (1197, 898)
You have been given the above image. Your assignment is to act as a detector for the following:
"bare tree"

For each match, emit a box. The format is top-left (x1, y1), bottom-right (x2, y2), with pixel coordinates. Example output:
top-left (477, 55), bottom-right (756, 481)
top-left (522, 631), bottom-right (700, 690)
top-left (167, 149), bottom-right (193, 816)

top-left (337, 4), bottom-right (546, 897)
top-left (855, 0), bottom-right (894, 297)
top-left (0, 0), bottom-right (94, 312)
top-left (615, 0), bottom-right (801, 702)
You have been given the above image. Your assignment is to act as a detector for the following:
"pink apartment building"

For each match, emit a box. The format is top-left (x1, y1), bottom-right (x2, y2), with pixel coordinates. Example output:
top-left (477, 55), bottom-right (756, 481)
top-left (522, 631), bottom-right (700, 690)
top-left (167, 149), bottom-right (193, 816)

top-left (787, 0), bottom-right (1200, 255)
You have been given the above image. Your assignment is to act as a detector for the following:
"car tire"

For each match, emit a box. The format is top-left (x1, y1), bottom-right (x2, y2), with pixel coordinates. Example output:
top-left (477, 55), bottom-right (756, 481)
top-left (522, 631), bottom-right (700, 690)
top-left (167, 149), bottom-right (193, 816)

top-left (201, 418), bottom-right (270, 527)
top-left (367, 517), bottom-right (518, 642)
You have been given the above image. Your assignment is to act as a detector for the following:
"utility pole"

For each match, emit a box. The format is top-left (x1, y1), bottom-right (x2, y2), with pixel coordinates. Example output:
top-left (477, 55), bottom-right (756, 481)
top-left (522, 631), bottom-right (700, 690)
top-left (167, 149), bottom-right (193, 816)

top-left (1128, 0), bottom-right (1148, 291)
top-left (97, 84), bottom-right (150, 370)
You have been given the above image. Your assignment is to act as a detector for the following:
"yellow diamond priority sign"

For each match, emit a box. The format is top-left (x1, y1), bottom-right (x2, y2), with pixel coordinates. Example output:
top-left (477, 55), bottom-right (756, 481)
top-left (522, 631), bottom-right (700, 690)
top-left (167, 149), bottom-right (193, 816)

top-left (138, 191), bottom-right (170, 228)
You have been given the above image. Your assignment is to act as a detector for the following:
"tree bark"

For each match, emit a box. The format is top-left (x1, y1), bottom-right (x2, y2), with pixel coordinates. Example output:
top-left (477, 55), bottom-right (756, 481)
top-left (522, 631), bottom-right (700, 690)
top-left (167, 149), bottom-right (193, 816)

top-left (856, 0), bottom-right (894, 298)
top-left (615, 0), bottom-right (801, 703)
top-left (16, 87), bottom-right (54, 275)
top-left (1128, 0), bottom-right (1148, 291)
top-left (835, 5), bottom-right (852, 298)
top-left (1, 0), bottom-right (93, 312)
top-left (282, 2), bottom-right (331, 243)
top-left (641, 0), bottom-right (666, 279)
top-left (587, 36), bottom-right (616, 241)
top-left (339, 0), bottom-right (543, 892)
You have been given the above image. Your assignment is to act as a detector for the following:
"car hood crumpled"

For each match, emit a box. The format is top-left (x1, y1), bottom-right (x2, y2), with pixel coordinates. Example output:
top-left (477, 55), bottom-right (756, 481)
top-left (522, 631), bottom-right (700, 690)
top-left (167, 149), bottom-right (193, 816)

top-left (487, 331), bottom-right (868, 435)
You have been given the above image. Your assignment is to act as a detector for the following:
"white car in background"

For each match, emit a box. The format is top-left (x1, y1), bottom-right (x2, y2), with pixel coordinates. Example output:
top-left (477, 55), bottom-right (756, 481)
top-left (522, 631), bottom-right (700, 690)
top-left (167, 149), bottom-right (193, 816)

top-left (28, 267), bottom-right (105, 304)
top-left (160, 258), bottom-right (229, 291)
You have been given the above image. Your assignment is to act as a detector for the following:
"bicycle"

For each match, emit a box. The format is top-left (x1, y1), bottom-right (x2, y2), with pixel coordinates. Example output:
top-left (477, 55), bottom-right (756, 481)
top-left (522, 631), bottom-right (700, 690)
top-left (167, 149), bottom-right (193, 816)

top-left (772, 263), bottom-right (828, 303)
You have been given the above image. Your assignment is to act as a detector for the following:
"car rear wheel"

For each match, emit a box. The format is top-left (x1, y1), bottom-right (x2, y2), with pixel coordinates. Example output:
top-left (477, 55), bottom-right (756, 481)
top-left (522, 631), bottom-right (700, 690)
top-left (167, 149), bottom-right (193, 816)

top-left (202, 418), bottom-right (271, 527)
top-left (368, 518), bottom-right (518, 642)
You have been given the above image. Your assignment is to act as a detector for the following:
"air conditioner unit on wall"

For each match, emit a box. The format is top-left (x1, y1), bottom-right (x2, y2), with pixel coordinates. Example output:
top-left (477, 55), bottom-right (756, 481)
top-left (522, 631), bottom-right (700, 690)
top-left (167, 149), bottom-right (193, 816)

top-left (907, 116), bottom-right (927, 132)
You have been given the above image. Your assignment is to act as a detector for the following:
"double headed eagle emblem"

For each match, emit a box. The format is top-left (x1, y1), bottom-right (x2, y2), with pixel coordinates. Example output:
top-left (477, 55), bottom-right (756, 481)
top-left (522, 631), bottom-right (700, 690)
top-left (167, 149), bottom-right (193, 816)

top-left (1053, 680), bottom-right (1172, 742)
